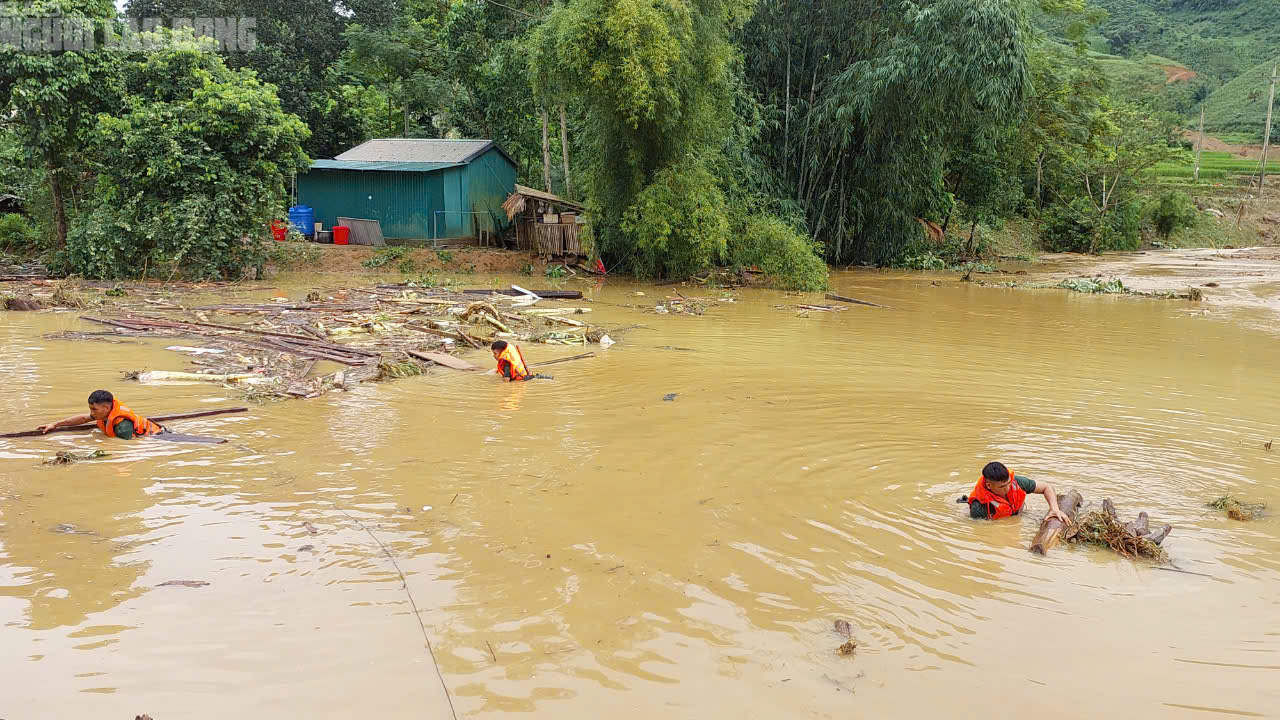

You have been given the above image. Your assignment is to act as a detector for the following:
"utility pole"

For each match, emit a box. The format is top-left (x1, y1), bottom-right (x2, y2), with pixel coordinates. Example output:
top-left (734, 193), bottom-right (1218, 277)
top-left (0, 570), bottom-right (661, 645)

top-left (1260, 63), bottom-right (1277, 191)
top-left (1194, 105), bottom-right (1205, 183)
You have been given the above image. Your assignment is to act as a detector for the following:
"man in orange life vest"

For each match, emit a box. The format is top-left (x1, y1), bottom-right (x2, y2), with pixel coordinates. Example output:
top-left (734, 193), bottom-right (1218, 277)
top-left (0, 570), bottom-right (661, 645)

top-left (965, 461), bottom-right (1068, 522)
top-left (490, 340), bottom-right (530, 382)
top-left (37, 390), bottom-right (164, 440)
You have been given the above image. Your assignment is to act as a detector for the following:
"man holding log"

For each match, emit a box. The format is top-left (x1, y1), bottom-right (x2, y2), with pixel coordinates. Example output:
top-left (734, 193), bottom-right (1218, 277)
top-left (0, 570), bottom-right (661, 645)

top-left (965, 462), bottom-right (1069, 523)
top-left (36, 390), bottom-right (164, 440)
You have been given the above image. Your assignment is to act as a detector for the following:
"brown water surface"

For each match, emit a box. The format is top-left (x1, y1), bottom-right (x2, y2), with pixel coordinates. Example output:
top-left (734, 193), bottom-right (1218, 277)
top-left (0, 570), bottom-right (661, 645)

top-left (2, 272), bottom-right (1279, 719)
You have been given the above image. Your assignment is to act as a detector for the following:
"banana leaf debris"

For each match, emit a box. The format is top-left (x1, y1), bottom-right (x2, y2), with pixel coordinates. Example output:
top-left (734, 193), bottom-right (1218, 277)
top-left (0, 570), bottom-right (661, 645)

top-left (68, 285), bottom-right (616, 401)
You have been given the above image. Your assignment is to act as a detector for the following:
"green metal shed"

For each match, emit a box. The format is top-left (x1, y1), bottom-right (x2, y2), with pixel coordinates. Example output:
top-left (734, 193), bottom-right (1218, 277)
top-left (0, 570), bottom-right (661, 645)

top-left (298, 139), bottom-right (518, 240)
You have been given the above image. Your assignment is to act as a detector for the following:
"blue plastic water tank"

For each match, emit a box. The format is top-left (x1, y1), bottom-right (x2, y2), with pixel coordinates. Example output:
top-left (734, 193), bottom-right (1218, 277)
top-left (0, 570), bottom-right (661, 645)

top-left (288, 205), bottom-right (315, 237)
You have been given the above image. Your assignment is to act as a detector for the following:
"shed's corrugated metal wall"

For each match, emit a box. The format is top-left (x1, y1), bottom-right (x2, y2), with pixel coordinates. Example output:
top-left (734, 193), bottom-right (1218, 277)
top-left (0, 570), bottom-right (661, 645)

top-left (298, 148), bottom-right (517, 240)
top-left (461, 147), bottom-right (518, 237)
top-left (298, 169), bottom-right (444, 239)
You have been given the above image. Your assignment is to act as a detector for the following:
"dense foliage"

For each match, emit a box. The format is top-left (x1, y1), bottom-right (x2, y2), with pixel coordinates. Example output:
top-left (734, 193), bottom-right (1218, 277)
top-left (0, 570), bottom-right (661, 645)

top-left (62, 35), bottom-right (310, 279)
top-left (0, 0), bottom-right (1270, 280)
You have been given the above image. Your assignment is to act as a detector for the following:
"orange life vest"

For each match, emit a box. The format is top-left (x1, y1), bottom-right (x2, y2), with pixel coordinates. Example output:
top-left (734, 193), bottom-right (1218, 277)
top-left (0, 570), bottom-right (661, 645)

top-left (96, 399), bottom-right (163, 438)
top-left (496, 344), bottom-right (530, 382)
top-left (968, 469), bottom-right (1027, 520)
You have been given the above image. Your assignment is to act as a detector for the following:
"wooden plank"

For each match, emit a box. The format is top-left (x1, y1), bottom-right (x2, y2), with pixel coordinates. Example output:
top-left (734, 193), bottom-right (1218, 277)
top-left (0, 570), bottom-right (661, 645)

top-left (1029, 489), bottom-right (1083, 555)
top-left (825, 293), bottom-right (890, 309)
top-left (460, 289), bottom-right (583, 299)
top-left (1, 407), bottom-right (248, 439)
top-left (407, 350), bottom-right (482, 371)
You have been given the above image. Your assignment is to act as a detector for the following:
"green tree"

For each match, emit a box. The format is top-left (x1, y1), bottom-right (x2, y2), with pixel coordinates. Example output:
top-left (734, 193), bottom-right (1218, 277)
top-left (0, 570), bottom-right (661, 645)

top-left (63, 32), bottom-right (310, 279)
top-left (742, 0), bottom-right (1033, 265)
top-left (1060, 99), bottom-right (1175, 253)
top-left (529, 0), bottom-right (753, 270)
top-left (127, 0), bottom-right (398, 158)
top-left (0, 1), bottom-right (122, 248)
top-left (342, 13), bottom-right (449, 137)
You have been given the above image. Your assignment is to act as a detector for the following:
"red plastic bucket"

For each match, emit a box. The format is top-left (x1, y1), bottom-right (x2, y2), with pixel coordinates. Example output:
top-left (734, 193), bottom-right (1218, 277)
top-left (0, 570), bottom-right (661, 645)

top-left (270, 219), bottom-right (287, 242)
top-left (333, 226), bottom-right (350, 245)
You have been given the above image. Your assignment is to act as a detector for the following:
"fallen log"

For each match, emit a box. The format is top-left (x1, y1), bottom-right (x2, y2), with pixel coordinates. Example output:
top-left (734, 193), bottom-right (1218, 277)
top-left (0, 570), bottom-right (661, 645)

top-left (134, 370), bottom-right (265, 384)
top-left (522, 307), bottom-right (592, 316)
top-left (102, 314), bottom-right (382, 359)
top-left (1029, 489), bottom-right (1083, 555)
top-left (1145, 524), bottom-right (1172, 545)
top-left (0, 407), bottom-right (248, 439)
top-left (825, 293), bottom-right (890, 309)
top-left (407, 350), bottom-right (482, 371)
top-left (460, 289), bottom-right (583, 299)
top-left (1068, 498), bottom-right (1172, 559)
top-left (530, 352), bottom-right (595, 368)
top-left (82, 316), bottom-right (153, 331)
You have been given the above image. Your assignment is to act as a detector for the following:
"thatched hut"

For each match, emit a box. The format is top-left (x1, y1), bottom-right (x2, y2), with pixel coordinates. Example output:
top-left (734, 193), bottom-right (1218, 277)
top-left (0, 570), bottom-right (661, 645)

top-left (502, 184), bottom-right (586, 259)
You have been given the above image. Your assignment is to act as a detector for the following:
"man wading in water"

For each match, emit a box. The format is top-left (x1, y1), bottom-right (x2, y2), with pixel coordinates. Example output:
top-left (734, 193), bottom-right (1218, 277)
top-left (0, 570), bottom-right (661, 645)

top-left (36, 390), bottom-right (164, 440)
top-left (964, 462), bottom-right (1069, 522)
top-left (490, 340), bottom-right (551, 382)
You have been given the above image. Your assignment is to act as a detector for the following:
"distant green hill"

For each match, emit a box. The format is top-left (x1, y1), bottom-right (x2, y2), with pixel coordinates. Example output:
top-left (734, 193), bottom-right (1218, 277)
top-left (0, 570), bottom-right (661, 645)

top-left (1202, 59), bottom-right (1279, 144)
top-left (1037, 1), bottom-right (1280, 138)
top-left (1088, 0), bottom-right (1280, 83)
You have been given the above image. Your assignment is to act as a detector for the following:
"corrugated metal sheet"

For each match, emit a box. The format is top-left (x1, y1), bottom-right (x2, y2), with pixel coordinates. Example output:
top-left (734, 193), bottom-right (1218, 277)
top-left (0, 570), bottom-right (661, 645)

top-left (311, 159), bottom-right (460, 172)
top-left (299, 169), bottom-right (445, 239)
top-left (336, 139), bottom-right (509, 165)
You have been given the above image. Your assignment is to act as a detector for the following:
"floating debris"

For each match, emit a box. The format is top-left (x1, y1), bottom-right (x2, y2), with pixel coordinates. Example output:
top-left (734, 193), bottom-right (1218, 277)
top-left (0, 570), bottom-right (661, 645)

top-left (71, 284), bottom-right (620, 402)
top-left (663, 393), bottom-right (678, 401)
top-left (4, 295), bottom-right (42, 311)
top-left (156, 580), bottom-right (210, 588)
top-left (50, 523), bottom-right (100, 536)
top-left (1058, 277), bottom-right (1126, 294)
top-left (1207, 496), bottom-right (1266, 521)
top-left (1066, 499), bottom-right (1170, 560)
top-left (42, 450), bottom-right (110, 466)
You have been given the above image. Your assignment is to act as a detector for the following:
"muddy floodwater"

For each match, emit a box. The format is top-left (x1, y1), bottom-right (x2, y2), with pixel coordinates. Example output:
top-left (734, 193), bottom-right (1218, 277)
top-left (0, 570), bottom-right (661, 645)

top-left (3, 265), bottom-right (1279, 719)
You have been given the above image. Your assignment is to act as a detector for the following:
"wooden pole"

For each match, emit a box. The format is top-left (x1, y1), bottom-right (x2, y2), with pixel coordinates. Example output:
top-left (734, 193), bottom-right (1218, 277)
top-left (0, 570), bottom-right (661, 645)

top-left (529, 352), bottom-right (594, 368)
top-left (559, 105), bottom-right (572, 199)
top-left (1260, 63), bottom-right (1277, 191)
top-left (1029, 489), bottom-right (1083, 555)
top-left (1194, 105), bottom-right (1205, 183)
top-left (1, 407), bottom-right (249, 439)
top-left (541, 108), bottom-right (552, 193)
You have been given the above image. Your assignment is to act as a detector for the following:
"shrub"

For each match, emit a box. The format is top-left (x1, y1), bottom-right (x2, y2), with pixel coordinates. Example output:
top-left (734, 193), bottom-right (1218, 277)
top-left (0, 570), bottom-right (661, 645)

top-left (729, 215), bottom-right (828, 290)
top-left (0, 214), bottom-right (40, 252)
top-left (1145, 191), bottom-right (1198, 240)
top-left (362, 245), bottom-right (411, 269)
top-left (1041, 198), bottom-right (1142, 253)
top-left (620, 164), bottom-right (729, 281)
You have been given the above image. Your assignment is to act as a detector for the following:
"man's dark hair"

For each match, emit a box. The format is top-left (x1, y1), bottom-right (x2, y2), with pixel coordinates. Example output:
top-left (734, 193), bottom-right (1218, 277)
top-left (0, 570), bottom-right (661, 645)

top-left (88, 390), bottom-right (114, 405)
top-left (491, 340), bottom-right (508, 351)
top-left (982, 462), bottom-right (1010, 482)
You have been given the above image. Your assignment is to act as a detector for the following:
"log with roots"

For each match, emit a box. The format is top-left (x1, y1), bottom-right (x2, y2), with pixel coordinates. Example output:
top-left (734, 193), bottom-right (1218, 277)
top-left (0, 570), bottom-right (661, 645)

top-left (1029, 489), bottom-right (1083, 555)
top-left (1068, 498), bottom-right (1173, 560)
